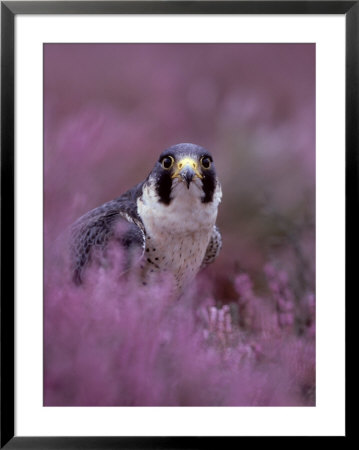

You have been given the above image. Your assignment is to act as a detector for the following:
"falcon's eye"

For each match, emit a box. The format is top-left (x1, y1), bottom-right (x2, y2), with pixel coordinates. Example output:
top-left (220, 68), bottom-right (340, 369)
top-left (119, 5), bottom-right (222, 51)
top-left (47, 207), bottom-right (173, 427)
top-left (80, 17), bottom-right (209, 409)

top-left (200, 156), bottom-right (212, 169)
top-left (161, 156), bottom-right (174, 170)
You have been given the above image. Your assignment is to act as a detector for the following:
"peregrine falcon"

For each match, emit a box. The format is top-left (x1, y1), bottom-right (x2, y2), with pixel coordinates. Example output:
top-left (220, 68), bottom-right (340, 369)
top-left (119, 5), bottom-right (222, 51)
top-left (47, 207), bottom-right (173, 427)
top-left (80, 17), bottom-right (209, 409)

top-left (70, 143), bottom-right (222, 292)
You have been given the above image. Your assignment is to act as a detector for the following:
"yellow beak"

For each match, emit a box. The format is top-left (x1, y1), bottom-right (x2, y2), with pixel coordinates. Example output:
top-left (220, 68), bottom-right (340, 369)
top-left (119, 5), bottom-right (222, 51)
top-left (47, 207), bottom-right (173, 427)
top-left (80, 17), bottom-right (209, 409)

top-left (171, 157), bottom-right (203, 185)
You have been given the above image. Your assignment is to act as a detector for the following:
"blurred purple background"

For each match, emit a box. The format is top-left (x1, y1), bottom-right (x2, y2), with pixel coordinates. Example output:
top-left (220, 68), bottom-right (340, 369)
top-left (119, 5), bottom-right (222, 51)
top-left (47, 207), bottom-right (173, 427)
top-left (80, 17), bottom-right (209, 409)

top-left (44, 44), bottom-right (315, 406)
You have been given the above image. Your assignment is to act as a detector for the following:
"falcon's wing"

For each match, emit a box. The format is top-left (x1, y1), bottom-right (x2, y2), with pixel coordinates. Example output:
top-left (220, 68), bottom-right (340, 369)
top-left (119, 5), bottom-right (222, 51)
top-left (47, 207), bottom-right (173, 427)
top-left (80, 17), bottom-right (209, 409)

top-left (70, 182), bottom-right (146, 285)
top-left (201, 225), bottom-right (222, 268)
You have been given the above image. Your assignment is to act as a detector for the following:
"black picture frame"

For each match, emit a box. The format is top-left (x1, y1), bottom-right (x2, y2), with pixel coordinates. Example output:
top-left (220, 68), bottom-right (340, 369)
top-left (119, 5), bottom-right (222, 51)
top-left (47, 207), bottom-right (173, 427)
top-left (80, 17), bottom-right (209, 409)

top-left (1, 1), bottom-right (356, 447)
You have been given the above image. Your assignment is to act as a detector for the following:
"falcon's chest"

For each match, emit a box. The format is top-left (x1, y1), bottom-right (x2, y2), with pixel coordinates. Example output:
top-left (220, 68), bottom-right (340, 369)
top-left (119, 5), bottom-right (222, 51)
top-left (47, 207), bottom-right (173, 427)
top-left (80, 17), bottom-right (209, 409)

top-left (137, 181), bottom-right (218, 289)
top-left (141, 228), bottom-right (212, 289)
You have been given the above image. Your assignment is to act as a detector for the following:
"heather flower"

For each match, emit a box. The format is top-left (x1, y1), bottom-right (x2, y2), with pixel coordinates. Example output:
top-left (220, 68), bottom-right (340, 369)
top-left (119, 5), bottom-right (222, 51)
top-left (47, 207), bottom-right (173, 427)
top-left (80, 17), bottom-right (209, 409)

top-left (234, 273), bottom-right (254, 302)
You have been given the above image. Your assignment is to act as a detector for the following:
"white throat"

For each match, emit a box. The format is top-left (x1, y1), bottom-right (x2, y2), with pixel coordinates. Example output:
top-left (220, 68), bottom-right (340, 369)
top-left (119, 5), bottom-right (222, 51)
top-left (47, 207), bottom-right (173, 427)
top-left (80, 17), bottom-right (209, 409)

top-left (136, 178), bottom-right (222, 291)
top-left (137, 178), bottom-right (221, 236)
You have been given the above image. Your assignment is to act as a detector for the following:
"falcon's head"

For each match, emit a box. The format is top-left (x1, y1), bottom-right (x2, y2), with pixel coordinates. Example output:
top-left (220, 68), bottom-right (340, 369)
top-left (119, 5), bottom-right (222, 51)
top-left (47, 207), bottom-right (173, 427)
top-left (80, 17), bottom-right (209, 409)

top-left (147, 143), bottom-right (221, 206)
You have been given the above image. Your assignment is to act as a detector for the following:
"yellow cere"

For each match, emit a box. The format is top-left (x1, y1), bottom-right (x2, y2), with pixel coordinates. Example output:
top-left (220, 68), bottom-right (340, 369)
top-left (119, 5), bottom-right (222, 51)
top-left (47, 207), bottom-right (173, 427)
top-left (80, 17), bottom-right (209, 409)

top-left (171, 157), bottom-right (203, 180)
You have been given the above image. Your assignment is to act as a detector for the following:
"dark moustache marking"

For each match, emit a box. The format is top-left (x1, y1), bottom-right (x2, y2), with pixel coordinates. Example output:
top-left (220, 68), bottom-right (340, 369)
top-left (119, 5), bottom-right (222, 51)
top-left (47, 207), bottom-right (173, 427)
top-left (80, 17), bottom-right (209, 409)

top-left (201, 171), bottom-right (216, 203)
top-left (156, 170), bottom-right (173, 205)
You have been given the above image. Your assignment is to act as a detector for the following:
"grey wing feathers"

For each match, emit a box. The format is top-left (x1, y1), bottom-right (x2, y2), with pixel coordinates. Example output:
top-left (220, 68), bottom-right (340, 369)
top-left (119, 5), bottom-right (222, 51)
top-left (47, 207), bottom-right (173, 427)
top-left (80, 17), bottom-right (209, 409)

top-left (201, 225), bottom-right (222, 268)
top-left (70, 183), bottom-right (146, 285)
